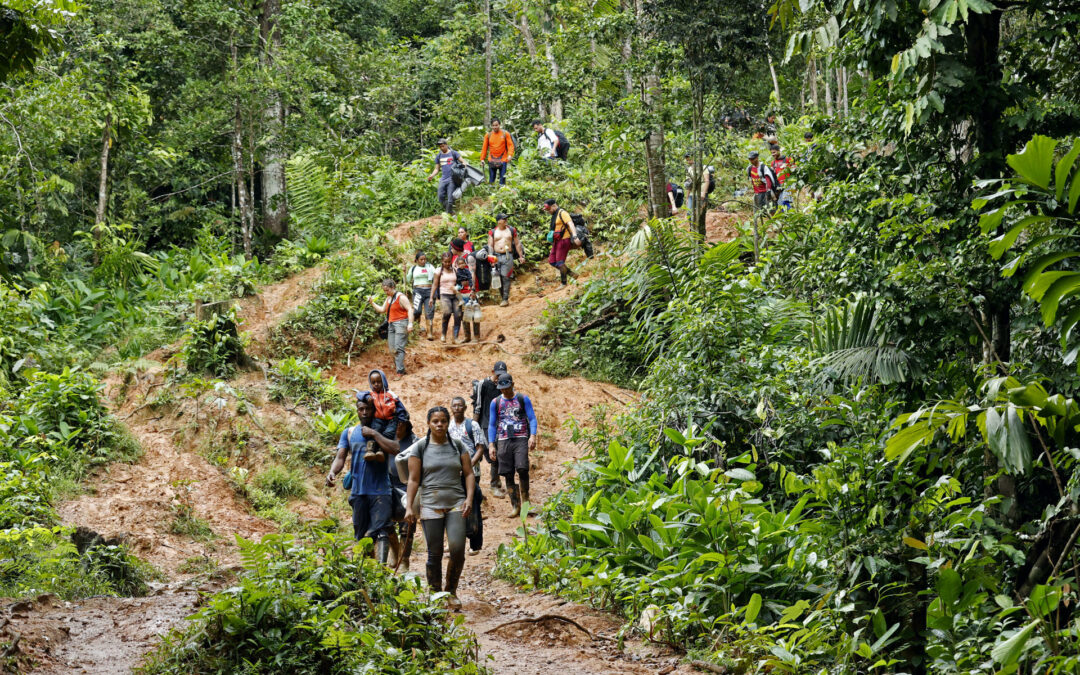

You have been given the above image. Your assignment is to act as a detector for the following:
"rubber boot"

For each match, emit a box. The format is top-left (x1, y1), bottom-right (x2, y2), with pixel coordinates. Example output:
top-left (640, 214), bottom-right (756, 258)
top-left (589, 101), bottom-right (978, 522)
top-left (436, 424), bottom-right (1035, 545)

top-left (426, 321), bottom-right (434, 341)
top-left (508, 484), bottom-right (521, 518)
top-left (522, 489), bottom-right (531, 511)
top-left (375, 537), bottom-right (390, 565)
top-left (386, 530), bottom-right (399, 568)
top-left (473, 322), bottom-right (481, 342)
top-left (445, 556), bottom-right (464, 609)
top-left (426, 562), bottom-right (442, 593)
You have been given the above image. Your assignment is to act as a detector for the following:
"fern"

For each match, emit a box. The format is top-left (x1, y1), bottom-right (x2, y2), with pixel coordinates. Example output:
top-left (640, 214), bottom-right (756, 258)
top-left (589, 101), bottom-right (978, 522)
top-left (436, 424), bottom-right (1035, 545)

top-left (811, 294), bottom-right (914, 385)
top-left (286, 154), bottom-right (330, 230)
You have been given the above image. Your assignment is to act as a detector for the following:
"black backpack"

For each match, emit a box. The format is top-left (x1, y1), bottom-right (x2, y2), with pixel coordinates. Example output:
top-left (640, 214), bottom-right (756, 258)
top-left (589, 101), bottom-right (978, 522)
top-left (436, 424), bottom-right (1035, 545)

top-left (569, 213), bottom-right (594, 259)
top-left (669, 184), bottom-right (685, 208)
top-left (474, 254), bottom-right (492, 290)
top-left (552, 129), bottom-right (570, 159)
top-left (705, 167), bottom-right (716, 195)
top-left (454, 266), bottom-right (473, 289)
top-left (450, 155), bottom-right (467, 187)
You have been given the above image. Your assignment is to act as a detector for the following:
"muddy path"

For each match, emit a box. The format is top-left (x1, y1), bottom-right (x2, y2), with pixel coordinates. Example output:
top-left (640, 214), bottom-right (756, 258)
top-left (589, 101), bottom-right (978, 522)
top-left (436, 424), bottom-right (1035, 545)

top-left (7, 212), bottom-right (698, 673)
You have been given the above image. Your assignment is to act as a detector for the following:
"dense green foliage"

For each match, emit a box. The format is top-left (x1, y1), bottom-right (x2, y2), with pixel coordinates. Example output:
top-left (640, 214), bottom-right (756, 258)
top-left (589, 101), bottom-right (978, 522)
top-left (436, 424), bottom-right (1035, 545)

top-left (139, 533), bottom-right (486, 675)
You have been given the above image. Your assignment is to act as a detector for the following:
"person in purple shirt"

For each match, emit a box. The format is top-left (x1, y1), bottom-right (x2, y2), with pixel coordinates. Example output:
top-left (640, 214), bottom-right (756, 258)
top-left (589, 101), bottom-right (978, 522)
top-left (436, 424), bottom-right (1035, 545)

top-left (487, 374), bottom-right (537, 518)
top-left (325, 393), bottom-right (399, 564)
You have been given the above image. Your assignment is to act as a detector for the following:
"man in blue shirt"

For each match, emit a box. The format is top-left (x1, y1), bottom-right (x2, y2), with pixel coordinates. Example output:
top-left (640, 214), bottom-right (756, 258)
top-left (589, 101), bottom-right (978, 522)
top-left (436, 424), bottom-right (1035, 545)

top-left (427, 138), bottom-right (463, 214)
top-left (325, 393), bottom-right (400, 564)
top-left (487, 374), bottom-right (537, 518)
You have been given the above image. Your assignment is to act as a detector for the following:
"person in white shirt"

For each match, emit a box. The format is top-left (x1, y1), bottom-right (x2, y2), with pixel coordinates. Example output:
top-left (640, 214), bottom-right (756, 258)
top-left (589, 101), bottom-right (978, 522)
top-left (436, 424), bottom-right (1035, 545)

top-left (532, 120), bottom-right (560, 160)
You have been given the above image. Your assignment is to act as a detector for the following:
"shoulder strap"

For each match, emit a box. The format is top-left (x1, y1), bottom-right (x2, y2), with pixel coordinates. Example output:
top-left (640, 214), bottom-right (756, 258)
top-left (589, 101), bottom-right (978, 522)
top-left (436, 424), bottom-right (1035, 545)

top-left (465, 419), bottom-right (474, 435)
top-left (516, 394), bottom-right (526, 408)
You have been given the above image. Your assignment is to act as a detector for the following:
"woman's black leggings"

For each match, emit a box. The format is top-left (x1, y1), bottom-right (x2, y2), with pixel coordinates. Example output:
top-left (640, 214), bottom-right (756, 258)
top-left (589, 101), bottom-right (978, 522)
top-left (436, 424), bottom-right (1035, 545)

top-left (421, 510), bottom-right (466, 575)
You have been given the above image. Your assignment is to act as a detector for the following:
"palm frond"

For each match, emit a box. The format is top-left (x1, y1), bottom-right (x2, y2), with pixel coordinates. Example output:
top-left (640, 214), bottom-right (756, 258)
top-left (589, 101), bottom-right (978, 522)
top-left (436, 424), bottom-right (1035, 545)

top-left (811, 294), bottom-right (914, 385)
top-left (286, 154), bottom-right (330, 230)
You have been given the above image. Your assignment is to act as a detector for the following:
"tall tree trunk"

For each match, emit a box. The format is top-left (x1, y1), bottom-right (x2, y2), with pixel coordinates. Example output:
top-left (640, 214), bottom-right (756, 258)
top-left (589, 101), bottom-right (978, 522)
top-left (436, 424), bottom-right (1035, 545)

top-left (621, 0), bottom-right (634, 95)
top-left (484, 0), bottom-right (492, 127)
top-left (518, 14), bottom-right (545, 118)
top-left (643, 73), bottom-right (668, 220)
top-left (542, 8), bottom-right (563, 120)
top-left (823, 57), bottom-right (833, 115)
top-left (233, 113), bottom-right (254, 259)
top-left (95, 112), bottom-right (111, 236)
top-left (260, 0), bottom-right (288, 238)
top-left (768, 54), bottom-right (781, 105)
top-left (809, 57), bottom-right (819, 109)
top-left (691, 78), bottom-right (706, 237)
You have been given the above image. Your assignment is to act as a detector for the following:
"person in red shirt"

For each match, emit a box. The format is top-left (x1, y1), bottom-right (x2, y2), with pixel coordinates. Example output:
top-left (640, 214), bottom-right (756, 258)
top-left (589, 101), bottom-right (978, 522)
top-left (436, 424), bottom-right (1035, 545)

top-left (746, 150), bottom-right (778, 216)
top-left (480, 118), bottom-right (515, 186)
top-left (369, 279), bottom-right (413, 375)
top-left (769, 144), bottom-right (794, 211)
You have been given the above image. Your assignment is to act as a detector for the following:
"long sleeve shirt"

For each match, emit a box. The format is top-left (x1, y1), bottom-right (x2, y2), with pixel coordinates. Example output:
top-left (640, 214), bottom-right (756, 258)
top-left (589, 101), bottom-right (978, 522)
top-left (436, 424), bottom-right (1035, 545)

top-left (488, 393), bottom-right (538, 441)
top-left (481, 130), bottom-right (515, 162)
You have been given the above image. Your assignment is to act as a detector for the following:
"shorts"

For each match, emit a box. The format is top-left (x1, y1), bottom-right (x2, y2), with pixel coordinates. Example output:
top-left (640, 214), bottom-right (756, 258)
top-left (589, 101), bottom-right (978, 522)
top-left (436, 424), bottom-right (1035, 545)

top-left (349, 493), bottom-right (392, 542)
top-left (548, 236), bottom-right (573, 267)
top-left (421, 499), bottom-right (466, 521)
top-left (497, 437), bottom-right (530, 474)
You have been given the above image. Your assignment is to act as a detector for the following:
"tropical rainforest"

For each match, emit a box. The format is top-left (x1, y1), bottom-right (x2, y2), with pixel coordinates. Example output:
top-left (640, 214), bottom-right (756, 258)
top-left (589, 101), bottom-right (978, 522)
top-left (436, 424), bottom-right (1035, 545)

top-left (2, 0), bottom-right (1080, 673)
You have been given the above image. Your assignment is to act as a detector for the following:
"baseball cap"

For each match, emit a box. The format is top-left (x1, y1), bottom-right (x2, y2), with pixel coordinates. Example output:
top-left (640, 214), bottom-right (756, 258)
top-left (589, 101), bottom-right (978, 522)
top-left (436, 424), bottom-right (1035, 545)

top-left (748, 150), bottom-right (759, 159)
top-left (450, 237), bottom-right (466, 251)
top-left (437, 138), bottom-right (449, 145)
top-left (543, 198), bottom-right (557, 207)
top-left (496, 374), bottom-right (513, 390)
top-left (354, 390), bottom-right (372, 402)
top-left (496, 213), bottom-right (509, 221)
top-left (493, 361), bottom-right (508, 375)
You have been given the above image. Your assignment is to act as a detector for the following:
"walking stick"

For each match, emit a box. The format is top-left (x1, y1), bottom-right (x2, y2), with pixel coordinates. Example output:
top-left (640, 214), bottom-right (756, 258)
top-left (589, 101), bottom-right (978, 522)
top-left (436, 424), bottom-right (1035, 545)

top-left (392, 521), bottom-right (415, 573)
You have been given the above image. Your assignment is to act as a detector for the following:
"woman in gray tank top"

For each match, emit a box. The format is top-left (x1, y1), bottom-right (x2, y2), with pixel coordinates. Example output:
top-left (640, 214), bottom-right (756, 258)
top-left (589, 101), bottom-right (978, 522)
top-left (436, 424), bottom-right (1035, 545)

top-left (404, 406), bottom-right (475, 609)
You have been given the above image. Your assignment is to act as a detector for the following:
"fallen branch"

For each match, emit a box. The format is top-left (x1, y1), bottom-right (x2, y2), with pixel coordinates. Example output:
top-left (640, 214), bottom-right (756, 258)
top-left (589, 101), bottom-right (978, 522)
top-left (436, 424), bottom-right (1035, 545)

top-left (600, 387), bottom-right (632, 405)
top-left (442, 340), bottom-right (523, 356)
top-left (690, 661), bottom-right (727, 674)
top-left (485, 614), bottom-right (608, 641)
top-left (572, 311), bottom-right (617, 335)
top-left (346, 316), bottom-right (362, 367)
top-left (1, 632), bottom-right (19, 658)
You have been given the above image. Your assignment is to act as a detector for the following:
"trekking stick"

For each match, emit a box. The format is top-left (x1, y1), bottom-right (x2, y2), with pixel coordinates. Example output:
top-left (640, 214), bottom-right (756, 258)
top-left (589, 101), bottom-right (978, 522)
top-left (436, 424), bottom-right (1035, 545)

top-left (392, 522), bottom-right (415, 573)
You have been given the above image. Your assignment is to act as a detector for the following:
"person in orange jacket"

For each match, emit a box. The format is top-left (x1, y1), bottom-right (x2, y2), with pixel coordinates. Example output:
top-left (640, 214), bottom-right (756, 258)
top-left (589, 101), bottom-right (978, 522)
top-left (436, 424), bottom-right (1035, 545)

top-left (480, 118), bottom-right (515, 186)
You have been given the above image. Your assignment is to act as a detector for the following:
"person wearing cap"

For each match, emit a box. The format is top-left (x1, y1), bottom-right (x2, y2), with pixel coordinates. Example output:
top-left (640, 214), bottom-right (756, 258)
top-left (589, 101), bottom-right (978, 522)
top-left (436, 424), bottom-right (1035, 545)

top-left (487, 374), bottom-right (538, 518)
top-left (487, 214), bottom-right (525, 306)
top-left (325, 391), bottom-right (400, 564)
top-left (474, 361), bottom-right (508, 497)
top-left (541, 198), bottom-right (579, 285)
top-left (426, 138), bottom-right (464, 214)
top-left (480, 118), bottom-right (515, 186)
top-left (746, 150), bottom-right (778, 216)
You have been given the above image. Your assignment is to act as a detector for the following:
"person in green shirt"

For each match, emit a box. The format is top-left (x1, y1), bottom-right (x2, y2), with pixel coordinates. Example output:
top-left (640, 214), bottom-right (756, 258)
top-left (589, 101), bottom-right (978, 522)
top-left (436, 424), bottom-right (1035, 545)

top-left (405, 251), bottom-right (439, 341)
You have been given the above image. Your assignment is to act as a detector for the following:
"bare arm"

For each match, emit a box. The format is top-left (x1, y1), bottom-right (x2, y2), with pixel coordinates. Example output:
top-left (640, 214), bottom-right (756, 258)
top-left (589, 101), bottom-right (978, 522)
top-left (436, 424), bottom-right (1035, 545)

top-left (514, 232), bottom-right (525, 260)
top-left (365, 427), bottom-right (400, 454)
top-left (461, 454), bottom-right (475, 518)
top-left (326, 446), bottom-right (348, 486)
top-left (405, 456), bottom-right (421, 523)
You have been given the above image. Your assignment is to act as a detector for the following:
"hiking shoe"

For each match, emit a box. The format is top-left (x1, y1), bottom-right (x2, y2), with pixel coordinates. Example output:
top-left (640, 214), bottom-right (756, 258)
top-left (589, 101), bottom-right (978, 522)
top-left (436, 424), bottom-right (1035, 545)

top-left (441, 334), bottom-right (447, 343)
top-left (446, 594), bottom-right (463, 611)
top-left (397, 368), bottom-right (406, 375)
top-left (500, 300), bottom-right (509, 307)
top-left (467, 549), bottom-right (480, 556)
top-left (509, 505), bottom-right (520, 518)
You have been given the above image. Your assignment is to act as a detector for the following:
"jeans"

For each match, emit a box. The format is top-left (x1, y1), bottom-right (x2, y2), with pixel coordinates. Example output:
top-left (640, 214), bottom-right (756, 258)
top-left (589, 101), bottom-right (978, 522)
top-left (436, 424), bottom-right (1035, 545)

top-left (495, 252), bottom-right (514, 302)
top-left (440, 295), bottom-right (462, 338)
top-left (421, 510), bottom-right (466, 593)
top-left (487, 161), bottom-right (507, 185)
top-left (437, 178), bottom-right (455, 213)
top-left (412, 286), bottom-right (434, 321)
top-left (387, 318), bottom-right (408, 373)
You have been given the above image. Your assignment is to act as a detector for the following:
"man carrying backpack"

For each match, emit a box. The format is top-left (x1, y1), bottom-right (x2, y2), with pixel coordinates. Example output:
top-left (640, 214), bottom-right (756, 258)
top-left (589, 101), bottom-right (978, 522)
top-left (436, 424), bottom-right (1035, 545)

top-left (426, 138), bottom-right (464, 214)
top-left (532, 121), bottom-right (568, 160)
top-left (487, 214), bottom-right (525, 306)
top-left (325, 393), bottom-right (401, 564)
top-left (473, 361), bottom-right (507, 497)
top-left (747, 150), bottom-right (779, 216)
top-left (480, 118), bottom-right (515, 186)
top-left (487, 374), bottom-right (537, 518)
top-left (541, 198), bottom-right (579, 285)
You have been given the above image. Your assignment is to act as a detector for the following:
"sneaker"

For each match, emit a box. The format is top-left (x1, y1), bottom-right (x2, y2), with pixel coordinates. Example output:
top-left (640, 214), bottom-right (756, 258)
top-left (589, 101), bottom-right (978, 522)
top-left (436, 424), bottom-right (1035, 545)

top-left (467, 549), bottom-right (481, 556)
top-left (499, 300), bottom-right (509, 307)
top-left (446, 595), bottom-right (463, 611)
top-left (396, 369), bottom-right (406, 375)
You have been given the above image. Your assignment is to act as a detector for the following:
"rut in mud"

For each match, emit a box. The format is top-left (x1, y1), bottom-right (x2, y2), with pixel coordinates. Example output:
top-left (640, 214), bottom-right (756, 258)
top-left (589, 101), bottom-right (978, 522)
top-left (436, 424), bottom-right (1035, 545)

top-left (5, 214), bottom-right (695, 674)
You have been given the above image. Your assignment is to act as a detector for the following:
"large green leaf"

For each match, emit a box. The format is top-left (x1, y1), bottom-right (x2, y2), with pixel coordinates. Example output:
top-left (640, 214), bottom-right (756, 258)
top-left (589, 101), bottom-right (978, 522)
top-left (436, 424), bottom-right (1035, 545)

top-left (991, 618), bottom-right (1040, 665)
top-left (1007, 135), bottom-right (1057, 190)
top-left (1055, 140), bottom-right (1080, 203)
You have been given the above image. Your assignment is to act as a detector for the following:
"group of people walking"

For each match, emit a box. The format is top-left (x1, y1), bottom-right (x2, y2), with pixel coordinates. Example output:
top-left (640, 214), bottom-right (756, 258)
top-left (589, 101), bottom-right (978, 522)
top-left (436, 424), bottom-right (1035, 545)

top-left (427, 119), bottom-right (571, 214)
top-left (325, 362), bottom-right (537, 610)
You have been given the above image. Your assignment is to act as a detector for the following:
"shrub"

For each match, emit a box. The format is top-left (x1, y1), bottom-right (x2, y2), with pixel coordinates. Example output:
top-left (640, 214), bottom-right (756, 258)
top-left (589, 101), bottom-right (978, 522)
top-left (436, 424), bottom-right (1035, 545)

top-left (267, 357), bottom-right (344, 411)
top-left (254, 464), bottom-right (307, 500)
top-left (138, 533), bottom-right (487, 674)
top-left (182, 309), bottom-right (246, 378)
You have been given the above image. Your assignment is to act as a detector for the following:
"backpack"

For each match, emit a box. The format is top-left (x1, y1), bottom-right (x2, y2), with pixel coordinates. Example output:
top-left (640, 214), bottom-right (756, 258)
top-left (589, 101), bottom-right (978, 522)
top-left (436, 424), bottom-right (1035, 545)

top-left (341, 426), bottom-right (357, 490)
top-left (669, 183), bottom-right (685, 208)
top-left (450, 153), bottom-right (467, 187)
top-left (552, 129), bottom-right (570, 159)
top-left (705, 166), bottom-right (716, 195)
top-left (471, 379), bottom-right (483, 415)
top-left (454, 265), bottom-right (473, 290)
top-left (474, 255), bottom-right (492, 290)
top-left (569, 213), bottom-right (594, 258)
